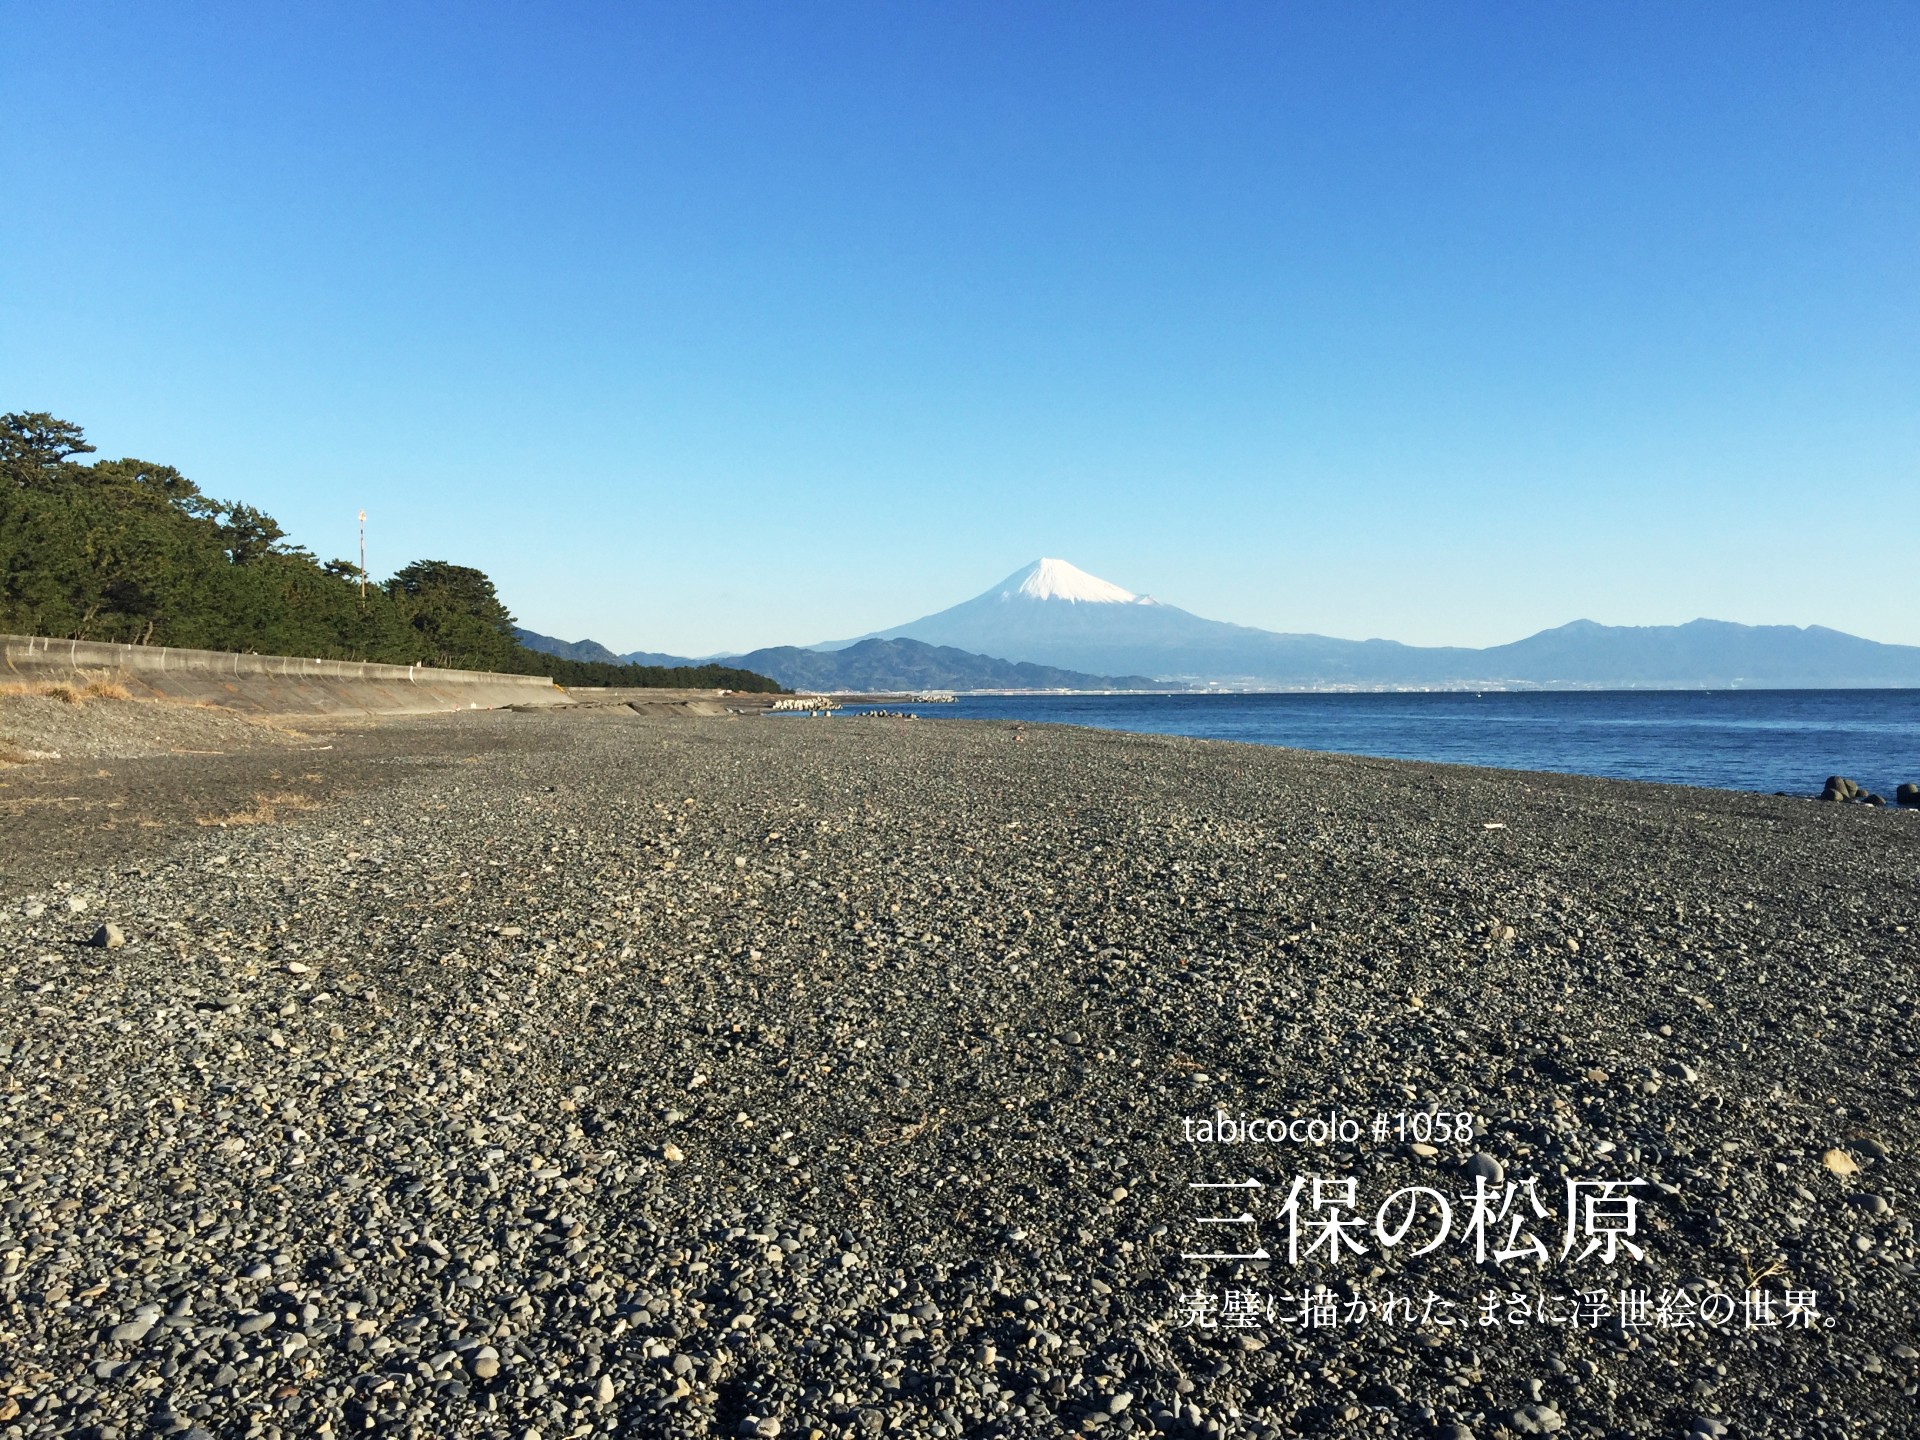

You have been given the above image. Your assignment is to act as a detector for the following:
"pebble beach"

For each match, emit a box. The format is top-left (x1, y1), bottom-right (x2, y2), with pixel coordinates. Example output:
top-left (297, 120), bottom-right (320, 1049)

top-left (2, 702), bottom-right (1915, 1440)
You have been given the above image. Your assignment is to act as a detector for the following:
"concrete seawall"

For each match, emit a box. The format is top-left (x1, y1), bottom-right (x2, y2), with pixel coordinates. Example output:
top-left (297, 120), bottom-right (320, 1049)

top-left (1, 633), bottom-right (568, 716)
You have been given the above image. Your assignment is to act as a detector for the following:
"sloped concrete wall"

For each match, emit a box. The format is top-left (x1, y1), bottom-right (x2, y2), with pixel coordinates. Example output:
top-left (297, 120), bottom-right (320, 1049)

top-left (1, 634), bottom-right (567, 716)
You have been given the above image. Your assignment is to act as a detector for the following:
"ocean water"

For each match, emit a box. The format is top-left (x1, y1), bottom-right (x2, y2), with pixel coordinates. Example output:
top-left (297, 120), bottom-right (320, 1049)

top-left (827, 690), bottom-right (1920, 798)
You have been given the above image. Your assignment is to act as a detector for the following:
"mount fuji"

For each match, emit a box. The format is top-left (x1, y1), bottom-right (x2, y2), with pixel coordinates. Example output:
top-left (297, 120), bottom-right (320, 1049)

top-left (827, 558), bottom-right (1920, 689)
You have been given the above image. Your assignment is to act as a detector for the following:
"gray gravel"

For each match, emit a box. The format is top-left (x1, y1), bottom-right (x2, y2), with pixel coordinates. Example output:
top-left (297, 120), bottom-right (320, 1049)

top-left (0, 692), bottom-right (320, 765)
top-left (2, 708), bottom-right (1916, 1439)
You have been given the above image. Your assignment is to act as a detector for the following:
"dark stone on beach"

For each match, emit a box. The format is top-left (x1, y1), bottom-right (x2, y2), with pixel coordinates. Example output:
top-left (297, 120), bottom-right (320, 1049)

top-left (1863, 792), bottom-right (1885, 807)
top-left (1824, 775), bottom-right (1859, 799)
top-left (1897, 782), bottom-right (1920, 807)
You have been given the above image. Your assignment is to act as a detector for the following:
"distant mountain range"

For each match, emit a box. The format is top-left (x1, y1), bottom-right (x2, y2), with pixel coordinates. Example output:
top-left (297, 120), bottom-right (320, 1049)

top-left (717, 639), bottom-right (1170, 692)
top-left (519, 557), bottom-right (1920, 691)
top-left (511, 629), bottom-right (626, 665)
top-left (835, 558), bottom-right (1920, 689)
top-left (512, 628), bottom-right (1166, 691)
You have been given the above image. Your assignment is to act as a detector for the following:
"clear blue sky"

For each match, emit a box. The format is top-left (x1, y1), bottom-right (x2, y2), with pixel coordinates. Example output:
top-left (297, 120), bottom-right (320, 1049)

top-left (4, 3), bottom-right (1915, 655)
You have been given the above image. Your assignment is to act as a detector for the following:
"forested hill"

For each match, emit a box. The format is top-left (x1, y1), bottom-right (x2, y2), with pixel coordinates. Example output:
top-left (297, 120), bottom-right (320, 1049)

top-left (0, 412), bottom-right (784, 693)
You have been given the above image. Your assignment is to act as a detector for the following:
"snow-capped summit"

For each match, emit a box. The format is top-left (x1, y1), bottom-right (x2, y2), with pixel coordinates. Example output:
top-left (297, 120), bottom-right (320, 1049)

top-left (1008, 558), bottom-right (1142, 605)
top-left (823, 555), bottom-right (1227, 671)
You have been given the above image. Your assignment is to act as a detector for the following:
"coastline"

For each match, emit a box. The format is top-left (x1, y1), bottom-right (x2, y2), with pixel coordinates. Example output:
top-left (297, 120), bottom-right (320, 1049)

top-left (2, 706), bottom-right (1914, 1438)
top-left (815, 690), bottom-right (1920, 803)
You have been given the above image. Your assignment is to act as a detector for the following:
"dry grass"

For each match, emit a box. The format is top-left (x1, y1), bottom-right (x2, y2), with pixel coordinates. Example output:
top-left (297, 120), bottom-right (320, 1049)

top-left (0, 680), bottom-right (308, 733)
top-left (195, 791), bottom-right (320, 827)
top-left (1, 677), bottom-right (317, 768)
top-left (0, 677), bottom-right (304, 728)
top-left (0, 678), bottom-right (133, 704)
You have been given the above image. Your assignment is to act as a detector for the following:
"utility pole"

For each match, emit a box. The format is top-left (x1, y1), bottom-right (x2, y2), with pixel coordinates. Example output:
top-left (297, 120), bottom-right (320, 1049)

top-left (358, 510), bottom-right (368, 599)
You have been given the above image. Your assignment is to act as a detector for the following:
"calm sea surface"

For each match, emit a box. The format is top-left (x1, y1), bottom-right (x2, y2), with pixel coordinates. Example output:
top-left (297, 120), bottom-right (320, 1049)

top-left (824, 691), bottom-right (1920, 798)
